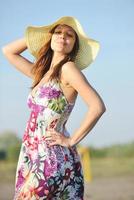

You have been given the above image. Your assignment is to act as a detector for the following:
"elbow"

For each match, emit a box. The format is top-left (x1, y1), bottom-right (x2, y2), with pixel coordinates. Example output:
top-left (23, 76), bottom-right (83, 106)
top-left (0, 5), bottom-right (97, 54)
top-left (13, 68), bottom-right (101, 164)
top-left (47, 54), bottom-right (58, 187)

top-left (2, 46), bottom-right (13, 59)
top-left (2, 45), bottom-right (12, 55)
top-left (90, 103), bottom-right (106, 117)
top-left (98, 104), bottom-right (106, 116)
top-left (2, 46), bottom-right (8, 55)
top-left (100, 102), bottom-right (106, 113)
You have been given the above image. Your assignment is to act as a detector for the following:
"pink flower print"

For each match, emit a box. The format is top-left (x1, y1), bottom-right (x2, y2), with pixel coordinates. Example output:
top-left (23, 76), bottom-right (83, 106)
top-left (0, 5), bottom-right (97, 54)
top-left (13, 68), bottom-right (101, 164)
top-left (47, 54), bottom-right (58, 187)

top-left (35, 179), bottom-right (48, 197)
top-left (16, 167), bottom-right (25, 189)
top-left (39, 86), bottom-right (61, 99)
top-left (27, 99), bottom-right (45, 132)
top-left (49, 118), bottom-right (58, 129)
top-left (29, 148), bottom-right (38, 161)
top-left (28, 99), bottom-right (45, 115)
top-left (30, 136), bottom-right (39, 151)
top-left (44, 158), bottom-right (57, 177)
top-left (28, 111), bottom-right (38, 132)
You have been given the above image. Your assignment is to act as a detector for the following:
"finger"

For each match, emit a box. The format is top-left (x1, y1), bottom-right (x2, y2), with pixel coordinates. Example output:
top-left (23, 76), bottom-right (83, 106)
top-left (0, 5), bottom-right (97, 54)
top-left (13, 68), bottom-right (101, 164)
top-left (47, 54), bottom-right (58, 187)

top-left (49, 142), bottom-right (58, 146)
top-left (52, 132), bottom-right (61, 137)
top-left (47, 128), bottom-right (56, 133)
top-left (45, 135), bottom-right (52, 138)
top-left (51, 130), bottom-right (59, 134)
top-left (45, 136), bottom-right (53, 140)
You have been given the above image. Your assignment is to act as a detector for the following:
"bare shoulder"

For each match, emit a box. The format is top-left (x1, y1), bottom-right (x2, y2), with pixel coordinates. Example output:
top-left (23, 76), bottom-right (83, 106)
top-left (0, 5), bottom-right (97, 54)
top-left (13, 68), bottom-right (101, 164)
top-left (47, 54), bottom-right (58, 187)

top-left (61, 61), bottom-right (106, 111)
top-left (61, 61), bottom-right (81, 74)
top-left (61, 61), bottom-right (87, 85)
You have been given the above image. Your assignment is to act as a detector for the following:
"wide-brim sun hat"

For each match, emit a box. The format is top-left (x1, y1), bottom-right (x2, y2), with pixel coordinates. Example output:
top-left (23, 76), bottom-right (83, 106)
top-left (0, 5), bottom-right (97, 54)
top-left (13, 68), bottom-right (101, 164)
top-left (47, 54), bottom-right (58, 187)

top-left (25, 16), bottom-right (100, 70)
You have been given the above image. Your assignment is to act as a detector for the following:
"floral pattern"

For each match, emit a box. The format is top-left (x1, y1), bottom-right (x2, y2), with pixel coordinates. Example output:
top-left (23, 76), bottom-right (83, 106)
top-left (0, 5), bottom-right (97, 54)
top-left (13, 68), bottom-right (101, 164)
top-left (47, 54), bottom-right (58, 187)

top-left (13, 79), bottom-right (84, 200)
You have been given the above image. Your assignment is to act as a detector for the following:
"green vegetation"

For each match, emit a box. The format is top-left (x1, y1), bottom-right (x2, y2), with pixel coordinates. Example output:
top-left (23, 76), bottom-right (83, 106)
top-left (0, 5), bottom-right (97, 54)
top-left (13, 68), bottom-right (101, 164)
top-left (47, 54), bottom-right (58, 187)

top-left (89, 141), bottom-right (134, 158)
top-left (0, 131), bottom-right (21, 161)
top-left (79, 141), bottom-right (134, 178)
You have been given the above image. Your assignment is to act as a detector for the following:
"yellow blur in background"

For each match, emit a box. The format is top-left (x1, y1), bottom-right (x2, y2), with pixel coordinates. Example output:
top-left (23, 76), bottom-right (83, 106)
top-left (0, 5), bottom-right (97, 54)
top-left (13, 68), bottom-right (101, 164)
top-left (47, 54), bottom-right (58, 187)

top-left (77, 146), bottom-right (92, 183)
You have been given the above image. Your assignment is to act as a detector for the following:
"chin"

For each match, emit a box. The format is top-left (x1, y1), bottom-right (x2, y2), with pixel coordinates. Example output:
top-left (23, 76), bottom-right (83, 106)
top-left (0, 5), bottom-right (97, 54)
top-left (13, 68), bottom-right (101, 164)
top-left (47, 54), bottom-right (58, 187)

top-left (54, 49), bottom-right (66, 54)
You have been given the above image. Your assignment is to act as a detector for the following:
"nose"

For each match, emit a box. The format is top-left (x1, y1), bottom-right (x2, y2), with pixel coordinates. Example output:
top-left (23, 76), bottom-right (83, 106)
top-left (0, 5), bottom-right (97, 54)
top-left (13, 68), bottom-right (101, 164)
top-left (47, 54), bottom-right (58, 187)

top-left (60, 33), bottom-right (66, 39)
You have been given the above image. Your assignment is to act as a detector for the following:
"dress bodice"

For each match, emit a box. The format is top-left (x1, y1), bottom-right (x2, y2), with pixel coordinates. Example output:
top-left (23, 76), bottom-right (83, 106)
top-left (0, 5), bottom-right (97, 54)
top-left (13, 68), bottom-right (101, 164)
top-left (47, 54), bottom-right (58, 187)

top-left (26, 79), bottom-right (76, 137)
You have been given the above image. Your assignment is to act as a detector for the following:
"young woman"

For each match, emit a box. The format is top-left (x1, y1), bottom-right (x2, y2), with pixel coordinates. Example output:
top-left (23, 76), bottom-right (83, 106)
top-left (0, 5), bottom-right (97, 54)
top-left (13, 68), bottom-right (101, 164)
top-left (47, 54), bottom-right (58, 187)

top-left (2, 16), bottom-right (106, 199)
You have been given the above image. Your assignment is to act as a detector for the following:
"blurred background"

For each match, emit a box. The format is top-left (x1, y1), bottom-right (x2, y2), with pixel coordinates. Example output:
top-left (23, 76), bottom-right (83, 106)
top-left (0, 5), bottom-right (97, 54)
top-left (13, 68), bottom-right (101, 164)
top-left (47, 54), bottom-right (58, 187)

top-left (0, 0), bottom-right (134, 199)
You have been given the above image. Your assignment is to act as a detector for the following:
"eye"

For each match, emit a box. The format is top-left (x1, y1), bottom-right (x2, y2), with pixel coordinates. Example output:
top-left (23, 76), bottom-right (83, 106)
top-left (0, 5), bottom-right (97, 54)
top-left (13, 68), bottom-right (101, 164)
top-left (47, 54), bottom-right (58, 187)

top-left (54, 30), bottom-right (61, 34)
top-left (53, 30), bottom-right (75, 38)
top-left (66, 33), bottom-right (74, 38)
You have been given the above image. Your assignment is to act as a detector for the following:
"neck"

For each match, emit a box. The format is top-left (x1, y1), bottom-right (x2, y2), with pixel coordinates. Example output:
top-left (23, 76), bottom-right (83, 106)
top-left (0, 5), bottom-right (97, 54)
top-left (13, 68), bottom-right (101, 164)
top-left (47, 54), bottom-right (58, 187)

top-left (50, 52), bottom-right (66, 70)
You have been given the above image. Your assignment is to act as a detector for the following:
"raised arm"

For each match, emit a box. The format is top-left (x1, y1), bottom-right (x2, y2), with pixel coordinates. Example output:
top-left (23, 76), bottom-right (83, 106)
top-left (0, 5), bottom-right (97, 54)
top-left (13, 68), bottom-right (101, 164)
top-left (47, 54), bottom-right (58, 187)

top-left (2, 38), bottom-right (34, 79)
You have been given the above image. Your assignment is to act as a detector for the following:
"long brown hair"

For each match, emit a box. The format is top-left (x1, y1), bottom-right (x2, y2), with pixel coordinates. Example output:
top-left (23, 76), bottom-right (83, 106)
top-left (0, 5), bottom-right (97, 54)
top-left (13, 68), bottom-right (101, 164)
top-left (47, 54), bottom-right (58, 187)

top-left (30, 24), bottom-right (79, 90)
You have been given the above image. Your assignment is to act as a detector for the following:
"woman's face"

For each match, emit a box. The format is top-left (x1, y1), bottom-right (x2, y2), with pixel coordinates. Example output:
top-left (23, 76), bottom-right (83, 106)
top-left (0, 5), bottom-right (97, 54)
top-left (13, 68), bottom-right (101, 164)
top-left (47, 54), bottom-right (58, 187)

top-left (51, 24), bottom-right (76, 55)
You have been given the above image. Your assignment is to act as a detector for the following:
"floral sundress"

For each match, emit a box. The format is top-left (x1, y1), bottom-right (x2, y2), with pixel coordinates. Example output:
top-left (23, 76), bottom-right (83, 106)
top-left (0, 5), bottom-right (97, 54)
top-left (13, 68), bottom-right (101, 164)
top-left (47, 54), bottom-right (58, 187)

top-left (13, 78), bottom-right (84, 200)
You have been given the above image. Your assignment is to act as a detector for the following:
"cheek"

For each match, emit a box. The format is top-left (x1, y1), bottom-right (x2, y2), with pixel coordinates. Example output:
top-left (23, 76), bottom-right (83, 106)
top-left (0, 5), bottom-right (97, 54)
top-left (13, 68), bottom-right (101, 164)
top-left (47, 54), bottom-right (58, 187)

top-left (51, 35), bottom-right (59, 48)
top-left (51, 35), bottom-right (58, 42)
top-left (67, 39), bottom-right (75, 50)
top-left (50, 37), bottom-right (55, 49)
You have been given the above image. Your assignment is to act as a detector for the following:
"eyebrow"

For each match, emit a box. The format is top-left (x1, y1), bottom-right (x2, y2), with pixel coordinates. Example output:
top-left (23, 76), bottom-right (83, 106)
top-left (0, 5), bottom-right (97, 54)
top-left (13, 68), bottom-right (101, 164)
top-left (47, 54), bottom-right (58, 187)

top-left (55, 25), bottom-right (75, 34)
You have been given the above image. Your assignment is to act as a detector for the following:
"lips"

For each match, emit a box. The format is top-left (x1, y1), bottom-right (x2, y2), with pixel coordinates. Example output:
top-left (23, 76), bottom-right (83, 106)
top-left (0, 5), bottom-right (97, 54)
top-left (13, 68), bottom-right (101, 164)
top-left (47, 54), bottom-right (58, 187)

top-left (57, 41), bottom-right (66, 45)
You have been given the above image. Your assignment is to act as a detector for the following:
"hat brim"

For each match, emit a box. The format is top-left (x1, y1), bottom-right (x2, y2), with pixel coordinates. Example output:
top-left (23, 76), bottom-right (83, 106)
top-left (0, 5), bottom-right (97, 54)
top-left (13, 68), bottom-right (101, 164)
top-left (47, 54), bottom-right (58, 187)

top-left (25, 16), bottom-right (100, 70)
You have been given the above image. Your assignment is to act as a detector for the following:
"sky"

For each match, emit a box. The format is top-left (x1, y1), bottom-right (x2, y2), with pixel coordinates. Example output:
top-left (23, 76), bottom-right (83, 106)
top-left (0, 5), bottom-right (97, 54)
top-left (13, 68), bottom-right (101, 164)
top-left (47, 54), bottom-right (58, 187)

top-left (0, 0), bottom-right (134, 147)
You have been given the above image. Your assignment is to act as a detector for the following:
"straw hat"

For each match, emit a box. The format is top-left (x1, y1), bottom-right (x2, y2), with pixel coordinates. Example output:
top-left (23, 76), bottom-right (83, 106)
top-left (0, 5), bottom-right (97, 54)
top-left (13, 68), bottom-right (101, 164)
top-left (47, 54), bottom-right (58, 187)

top-left (25, 16), bottom-right (100, 70)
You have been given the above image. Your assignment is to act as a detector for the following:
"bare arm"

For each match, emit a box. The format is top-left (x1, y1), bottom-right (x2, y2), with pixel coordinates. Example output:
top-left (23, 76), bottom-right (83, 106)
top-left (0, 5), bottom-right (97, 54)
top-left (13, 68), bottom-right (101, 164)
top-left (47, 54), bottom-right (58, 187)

top-left (62, 61), bottom-right (106, 147)
top-left (43, 61), bottom-right (106, 148)
top-left (2, 38), bottom-right (34, 78)
top-left (45, 61), bottom-right (106, 148)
